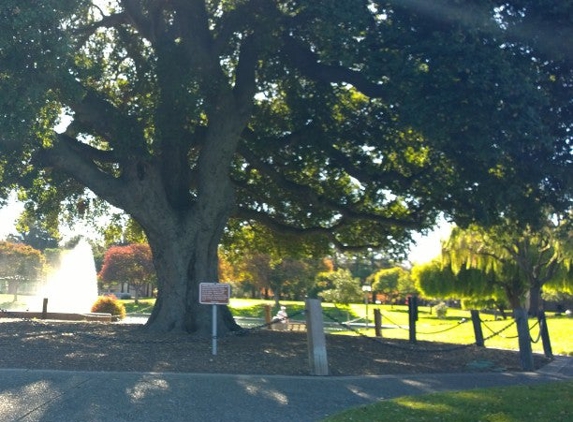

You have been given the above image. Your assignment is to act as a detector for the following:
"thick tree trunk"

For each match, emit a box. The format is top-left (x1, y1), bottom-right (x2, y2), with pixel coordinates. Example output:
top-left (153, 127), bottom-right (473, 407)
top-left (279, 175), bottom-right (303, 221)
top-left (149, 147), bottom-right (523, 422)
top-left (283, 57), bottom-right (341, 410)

top-left (528, 284), bottom-right (543, 317)
top-left (135, 181), bottom-right (241, 335)
top-left (143, 217), bottom-right (240, 335)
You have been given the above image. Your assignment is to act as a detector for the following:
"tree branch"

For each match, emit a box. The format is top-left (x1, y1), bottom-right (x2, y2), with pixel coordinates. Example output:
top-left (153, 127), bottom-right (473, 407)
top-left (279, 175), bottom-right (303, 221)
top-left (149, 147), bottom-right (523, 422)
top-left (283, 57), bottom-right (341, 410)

top-left (37, 134), bottom-right (127, 208)
top-left (57, 132), bottom-right (118, 164)
top-left (73, 12), bottom-right (130, 47)
top-left (281, 37), bottom-right (389, 98)
top-left (68, 88), bottom-right (147, 155)
top-left (235, 207), bottom-right (336, 236)
top-left (324, 142), bottom-right (422, 188)
top-left (234, 146), bottom-right (423, 232)
top-left (234, 207), bottom-right (400, 251)
top-left (241, 125), bottom-right (422, 188)
top-left (232, 34), bottom-right (258, 119)
top-left (172, 0), bottom-right (222, 87)
top-left (120, 0), bottom-right (156, 42)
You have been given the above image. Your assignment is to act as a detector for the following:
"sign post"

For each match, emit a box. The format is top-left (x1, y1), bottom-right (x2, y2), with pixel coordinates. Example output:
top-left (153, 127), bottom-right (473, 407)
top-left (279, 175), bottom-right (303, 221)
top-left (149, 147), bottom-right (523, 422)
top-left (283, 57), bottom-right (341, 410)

top-left (199, 282), bottom-right (231, 355)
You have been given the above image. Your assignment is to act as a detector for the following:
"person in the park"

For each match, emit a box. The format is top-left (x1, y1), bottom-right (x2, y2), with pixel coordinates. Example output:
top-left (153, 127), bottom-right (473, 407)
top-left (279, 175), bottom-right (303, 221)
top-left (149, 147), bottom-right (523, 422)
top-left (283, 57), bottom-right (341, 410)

top-left (274, 306), bottom-right (289, 330)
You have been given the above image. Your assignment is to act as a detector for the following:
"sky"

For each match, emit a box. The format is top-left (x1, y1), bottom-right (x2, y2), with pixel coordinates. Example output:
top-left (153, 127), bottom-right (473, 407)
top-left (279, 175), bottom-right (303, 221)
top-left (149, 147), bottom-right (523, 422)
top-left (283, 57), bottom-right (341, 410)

top-left (0, 194), bottom-right (451, 263)
top-left (408, 219), bottom-right (452, 264)
top-left (0, 194), bottom-right (24, 239)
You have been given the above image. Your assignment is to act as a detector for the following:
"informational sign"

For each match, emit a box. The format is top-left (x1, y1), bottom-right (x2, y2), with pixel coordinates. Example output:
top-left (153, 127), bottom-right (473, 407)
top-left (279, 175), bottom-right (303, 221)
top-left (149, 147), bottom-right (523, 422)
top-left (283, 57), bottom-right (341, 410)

top-left (199, 282), bottom-right (231, 305)
top-left (199, 282), bottom-right (231, 356)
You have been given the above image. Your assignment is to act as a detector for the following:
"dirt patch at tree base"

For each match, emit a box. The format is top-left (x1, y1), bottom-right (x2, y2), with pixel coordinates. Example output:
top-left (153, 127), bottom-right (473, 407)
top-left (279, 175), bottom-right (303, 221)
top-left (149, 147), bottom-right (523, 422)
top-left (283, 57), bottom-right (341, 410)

top-left (0, 320), bottom-right (550, 376)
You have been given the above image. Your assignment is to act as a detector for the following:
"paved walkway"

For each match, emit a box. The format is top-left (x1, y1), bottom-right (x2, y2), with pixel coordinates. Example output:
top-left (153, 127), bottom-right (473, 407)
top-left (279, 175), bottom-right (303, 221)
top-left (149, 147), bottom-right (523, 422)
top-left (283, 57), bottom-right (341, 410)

top-left (1, 356), bottom-right (571, 422)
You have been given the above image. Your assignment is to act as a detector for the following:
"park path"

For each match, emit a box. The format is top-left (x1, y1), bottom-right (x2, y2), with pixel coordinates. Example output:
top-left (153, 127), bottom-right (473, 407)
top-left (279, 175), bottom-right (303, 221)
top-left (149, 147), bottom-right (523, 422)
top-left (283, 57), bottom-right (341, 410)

top-left (0, 356), bottom-right (571, 422)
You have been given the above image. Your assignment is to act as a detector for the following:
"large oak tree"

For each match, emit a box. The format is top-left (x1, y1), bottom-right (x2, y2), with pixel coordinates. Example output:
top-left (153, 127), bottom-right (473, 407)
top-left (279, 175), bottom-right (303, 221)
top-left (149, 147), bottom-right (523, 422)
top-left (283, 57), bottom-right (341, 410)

top-left (0, 1), bottom-right (571, 334)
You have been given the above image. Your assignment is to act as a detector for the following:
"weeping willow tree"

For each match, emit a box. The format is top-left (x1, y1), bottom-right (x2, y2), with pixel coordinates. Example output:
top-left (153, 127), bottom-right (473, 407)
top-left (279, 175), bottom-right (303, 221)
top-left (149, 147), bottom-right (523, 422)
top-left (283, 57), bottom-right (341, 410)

top-left (438, 220), bottom-right (572, 370)
top-left (442, 223), bottom-right (572, 314)
top-left (413, 260), bottom-right (505, 305)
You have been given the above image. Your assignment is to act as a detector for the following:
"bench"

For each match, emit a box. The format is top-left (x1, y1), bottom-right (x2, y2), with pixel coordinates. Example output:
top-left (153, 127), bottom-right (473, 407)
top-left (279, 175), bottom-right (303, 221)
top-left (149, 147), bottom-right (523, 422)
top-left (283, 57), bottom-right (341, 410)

top-left (287, 321), bottom-right (306, 331)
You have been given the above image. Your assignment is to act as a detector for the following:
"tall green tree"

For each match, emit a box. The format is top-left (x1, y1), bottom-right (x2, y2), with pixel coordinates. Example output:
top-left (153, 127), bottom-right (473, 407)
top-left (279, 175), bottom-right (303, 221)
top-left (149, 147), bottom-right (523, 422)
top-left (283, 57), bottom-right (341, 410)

top-left (10, 222), bottom-right (60, 251)
top-left (101, 217), bottom-right (148, 248)
top-left (319, 268), bottom-right (363, 305)
top-left (370, 266), bottom-right (416, 304)
top-left (439, 220), bottom-right (573, 370)
top-left (0, 1), bottom-right (571, 334)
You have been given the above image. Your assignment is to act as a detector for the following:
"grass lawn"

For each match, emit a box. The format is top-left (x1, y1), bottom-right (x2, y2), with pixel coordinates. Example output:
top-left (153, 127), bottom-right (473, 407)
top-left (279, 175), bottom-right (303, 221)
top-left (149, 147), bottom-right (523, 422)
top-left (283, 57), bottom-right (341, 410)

top-left (0, 294), bottom-right (27, 310)
top-left (321, 380), bottom-right (573, 422)
top-left (121, 299), bottom-right (155, 314)
top-left (337, 303), bottom-right (573, 357)
top-left (226, 299), bottom-right (573, 356)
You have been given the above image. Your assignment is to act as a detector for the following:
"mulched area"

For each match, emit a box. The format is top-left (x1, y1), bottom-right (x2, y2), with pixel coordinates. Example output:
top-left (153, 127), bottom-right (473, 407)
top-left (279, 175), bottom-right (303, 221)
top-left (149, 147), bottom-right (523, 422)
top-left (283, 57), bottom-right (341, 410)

top-left (0, 319), bottom-right (550, 376)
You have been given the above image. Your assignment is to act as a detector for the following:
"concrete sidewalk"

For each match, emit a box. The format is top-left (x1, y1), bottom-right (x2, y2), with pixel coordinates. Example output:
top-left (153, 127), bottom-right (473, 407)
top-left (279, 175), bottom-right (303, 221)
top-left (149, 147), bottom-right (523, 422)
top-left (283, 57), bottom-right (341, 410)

top-left (1, 356), bottom-right (571, 422)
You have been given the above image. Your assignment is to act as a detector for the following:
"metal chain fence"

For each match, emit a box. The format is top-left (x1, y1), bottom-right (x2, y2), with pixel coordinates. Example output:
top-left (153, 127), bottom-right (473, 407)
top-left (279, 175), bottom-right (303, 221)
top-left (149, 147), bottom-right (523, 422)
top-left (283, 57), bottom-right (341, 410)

top-left (1, 307), bottom-right (308, 346)
top-left (321, 308), bottom-right (474, 353)
top-left (480, 316), bottom-right (543, 344)
top-left (0, 305), bottom-right (546, 351)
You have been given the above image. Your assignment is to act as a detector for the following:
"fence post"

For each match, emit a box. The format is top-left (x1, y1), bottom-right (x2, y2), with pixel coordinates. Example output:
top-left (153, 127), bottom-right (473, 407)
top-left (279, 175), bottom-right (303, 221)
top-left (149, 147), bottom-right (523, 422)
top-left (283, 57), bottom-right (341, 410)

top-left (514, 307), bottom-right (535, 371)
top-left (305, 299), bottom-right (329, 376)
top-left (264, 305), bottom-right (272, 329)
top-left (374, 309), bottom-right (382, 337)
top-left (42, 298), bottom-right (48, 319)
top-left (408, 295), bottom-right (417, 344)
top-left (537, 310), bottom-right (553, 359)
top-left (470, 310), bottom-right (484, 347)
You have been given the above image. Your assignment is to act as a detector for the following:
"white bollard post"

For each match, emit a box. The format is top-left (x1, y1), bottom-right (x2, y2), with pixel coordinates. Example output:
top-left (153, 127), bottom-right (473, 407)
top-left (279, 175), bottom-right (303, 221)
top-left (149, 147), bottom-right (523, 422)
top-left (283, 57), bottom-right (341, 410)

top-left (305, 299), bottom-right (329, 376)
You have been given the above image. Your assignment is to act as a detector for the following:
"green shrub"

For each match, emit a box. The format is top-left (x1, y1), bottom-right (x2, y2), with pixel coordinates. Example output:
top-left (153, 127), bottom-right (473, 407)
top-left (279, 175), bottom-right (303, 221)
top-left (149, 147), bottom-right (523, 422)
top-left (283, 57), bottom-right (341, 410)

top-left (91, 295), bottom-right (126, 319)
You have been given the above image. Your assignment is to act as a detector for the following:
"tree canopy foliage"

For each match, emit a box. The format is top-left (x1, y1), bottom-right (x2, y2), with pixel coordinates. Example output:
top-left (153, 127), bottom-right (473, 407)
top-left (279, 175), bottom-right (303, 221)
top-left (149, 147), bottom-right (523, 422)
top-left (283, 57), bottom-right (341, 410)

top-left (0, 1), bottom-right (571, 333)
top-left (413, 259), bottom-right (504, 304)
top-left (318, 268), bottom-right (363, 305)
top-left (369, 266), bottom-right (417, 303)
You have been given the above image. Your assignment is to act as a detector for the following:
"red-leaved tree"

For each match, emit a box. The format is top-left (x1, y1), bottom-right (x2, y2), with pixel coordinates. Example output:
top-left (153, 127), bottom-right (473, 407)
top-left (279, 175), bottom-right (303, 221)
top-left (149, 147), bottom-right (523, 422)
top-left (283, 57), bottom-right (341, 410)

top-left (99, 244), bottom-right (156, 304)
